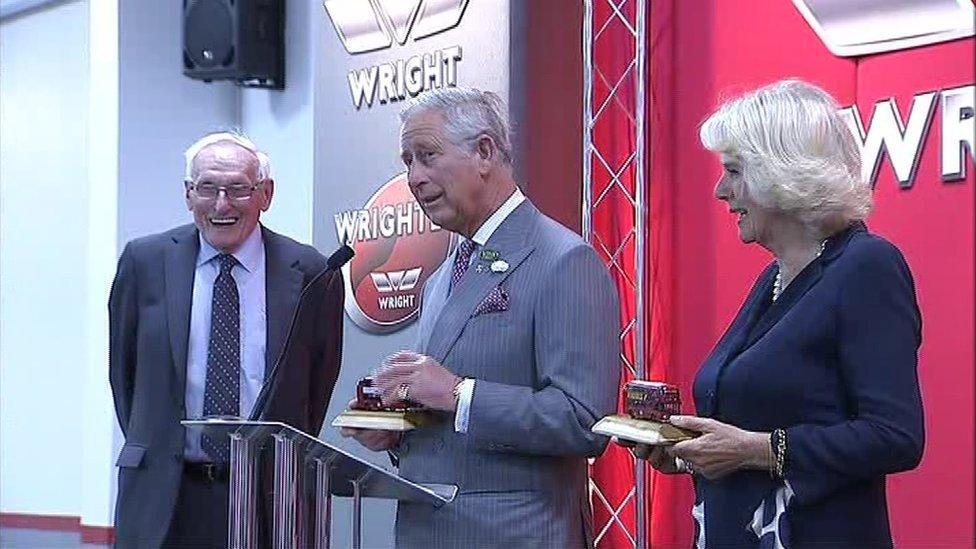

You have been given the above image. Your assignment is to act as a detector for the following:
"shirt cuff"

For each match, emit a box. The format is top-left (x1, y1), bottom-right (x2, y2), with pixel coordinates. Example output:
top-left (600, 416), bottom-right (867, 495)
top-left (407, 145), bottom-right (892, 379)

top-left (453, 378), bottom-right (476, 433)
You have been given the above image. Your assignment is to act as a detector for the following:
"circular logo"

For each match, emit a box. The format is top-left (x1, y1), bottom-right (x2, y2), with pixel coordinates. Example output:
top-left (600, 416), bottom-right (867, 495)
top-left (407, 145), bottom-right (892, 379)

top-left (335, 172), bottom-right (454, 333)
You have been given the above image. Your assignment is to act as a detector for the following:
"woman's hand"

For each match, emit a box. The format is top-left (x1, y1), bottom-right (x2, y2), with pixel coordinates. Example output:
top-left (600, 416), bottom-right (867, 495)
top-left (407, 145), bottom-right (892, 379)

top-left (667, 415), bottom-right (771, 480)
top-left (612, 437), bottom-right (687, 474)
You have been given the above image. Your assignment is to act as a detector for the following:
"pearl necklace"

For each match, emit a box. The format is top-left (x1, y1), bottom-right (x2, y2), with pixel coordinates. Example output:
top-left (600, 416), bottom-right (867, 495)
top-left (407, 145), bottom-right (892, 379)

top-left (773, 240), bottom-right (827, 302)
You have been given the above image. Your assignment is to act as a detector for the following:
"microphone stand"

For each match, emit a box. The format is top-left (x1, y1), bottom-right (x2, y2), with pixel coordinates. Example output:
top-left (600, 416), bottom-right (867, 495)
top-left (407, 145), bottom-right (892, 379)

top-left (248, 245), bottom-right (353, 421)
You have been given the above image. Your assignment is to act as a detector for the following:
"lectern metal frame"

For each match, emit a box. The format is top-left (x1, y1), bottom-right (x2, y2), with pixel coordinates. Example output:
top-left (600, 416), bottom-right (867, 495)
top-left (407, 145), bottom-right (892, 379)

top-left (183, 419), bottom-right (456, 549)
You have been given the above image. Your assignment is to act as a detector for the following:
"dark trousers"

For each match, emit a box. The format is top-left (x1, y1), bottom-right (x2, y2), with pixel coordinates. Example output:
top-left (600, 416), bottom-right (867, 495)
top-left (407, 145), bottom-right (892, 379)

top-left (162, 467), bottom-right (230, 548)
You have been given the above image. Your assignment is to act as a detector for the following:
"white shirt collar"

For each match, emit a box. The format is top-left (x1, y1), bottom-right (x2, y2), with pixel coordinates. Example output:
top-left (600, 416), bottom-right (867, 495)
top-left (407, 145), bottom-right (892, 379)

top-left (197, 223), bottom-right (263, 273)
top-left (469, 187), bottom-right (526, 247)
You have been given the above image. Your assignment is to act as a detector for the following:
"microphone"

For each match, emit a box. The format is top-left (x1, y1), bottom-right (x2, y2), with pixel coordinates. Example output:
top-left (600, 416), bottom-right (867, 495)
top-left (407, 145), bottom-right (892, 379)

top-left (248, 244), bottom-right (354, 421)
top-left (326, 243), bottom-right (354, 271)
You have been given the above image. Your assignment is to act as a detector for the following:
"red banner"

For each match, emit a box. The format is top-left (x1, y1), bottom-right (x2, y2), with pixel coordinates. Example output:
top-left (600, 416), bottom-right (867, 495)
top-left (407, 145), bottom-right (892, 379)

top-left (645, 0), bottom-right (974, 546)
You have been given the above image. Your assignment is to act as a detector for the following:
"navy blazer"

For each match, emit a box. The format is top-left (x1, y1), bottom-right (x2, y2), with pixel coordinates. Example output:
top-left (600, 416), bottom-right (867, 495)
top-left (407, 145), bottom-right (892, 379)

top-left (692, 222), bottom-right (924, 548)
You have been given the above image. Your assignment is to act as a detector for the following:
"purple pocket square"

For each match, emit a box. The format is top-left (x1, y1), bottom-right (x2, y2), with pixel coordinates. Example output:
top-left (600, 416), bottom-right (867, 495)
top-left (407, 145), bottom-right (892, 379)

top-left (473, 286), bottom-right (509, 316)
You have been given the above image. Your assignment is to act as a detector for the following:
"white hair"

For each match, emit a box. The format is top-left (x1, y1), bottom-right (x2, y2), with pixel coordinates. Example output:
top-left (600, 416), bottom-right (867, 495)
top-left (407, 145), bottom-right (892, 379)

top-left (399, 87), bottom-right (513, 164)
top-left (699, 79), bottom-right (872, 230)
top-left (183, 130), bottom-right (272, 182)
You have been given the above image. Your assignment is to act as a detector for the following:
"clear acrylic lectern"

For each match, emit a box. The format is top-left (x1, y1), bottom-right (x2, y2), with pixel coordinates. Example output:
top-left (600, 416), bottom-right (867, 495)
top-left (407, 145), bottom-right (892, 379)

top-left (182, 419), bottom-right (456, 549)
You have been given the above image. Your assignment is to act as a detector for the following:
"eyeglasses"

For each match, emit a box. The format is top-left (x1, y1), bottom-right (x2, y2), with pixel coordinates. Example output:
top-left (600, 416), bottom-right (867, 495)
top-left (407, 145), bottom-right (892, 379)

top-left (187, 181), bottom-right (264, 201)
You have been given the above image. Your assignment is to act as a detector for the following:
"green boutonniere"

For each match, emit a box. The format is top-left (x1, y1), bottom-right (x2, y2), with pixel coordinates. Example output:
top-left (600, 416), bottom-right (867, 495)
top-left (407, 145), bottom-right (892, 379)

top-left (479, 249), bottom-right (500, 262)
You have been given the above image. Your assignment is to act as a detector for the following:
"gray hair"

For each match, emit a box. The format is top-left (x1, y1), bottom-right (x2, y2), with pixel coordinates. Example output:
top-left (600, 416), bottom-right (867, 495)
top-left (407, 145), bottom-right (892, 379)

top-left (399, 87), bottom-right (513, 164)
top-left (183, 130), bottom-right (272, 182)
top-left (700, 79), bottom-right (872, 229)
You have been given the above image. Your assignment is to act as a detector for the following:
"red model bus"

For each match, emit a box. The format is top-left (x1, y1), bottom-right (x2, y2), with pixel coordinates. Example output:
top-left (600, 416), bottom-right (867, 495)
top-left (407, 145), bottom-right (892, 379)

top-left (625, 380), bottom-right (681, 421)
top-left (352, 376), bottom-right (419, 412)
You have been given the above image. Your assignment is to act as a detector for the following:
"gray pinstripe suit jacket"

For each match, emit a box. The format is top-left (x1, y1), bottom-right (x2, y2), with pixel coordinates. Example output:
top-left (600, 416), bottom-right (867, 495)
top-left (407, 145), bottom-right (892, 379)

top-left (395, 200), bottom-right (620, 548)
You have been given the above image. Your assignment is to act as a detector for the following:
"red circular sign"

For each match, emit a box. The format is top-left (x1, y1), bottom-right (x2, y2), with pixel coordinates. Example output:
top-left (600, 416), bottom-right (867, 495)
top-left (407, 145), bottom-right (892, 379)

top-left (338, 172), bottom-right (454, 333)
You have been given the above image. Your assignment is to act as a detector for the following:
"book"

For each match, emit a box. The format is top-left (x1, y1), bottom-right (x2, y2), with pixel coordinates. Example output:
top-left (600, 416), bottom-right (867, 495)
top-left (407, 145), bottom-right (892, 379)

top-left (592, 414), bottom-right (697, 445)
top-left (331, 409), bottom-right (433, 431)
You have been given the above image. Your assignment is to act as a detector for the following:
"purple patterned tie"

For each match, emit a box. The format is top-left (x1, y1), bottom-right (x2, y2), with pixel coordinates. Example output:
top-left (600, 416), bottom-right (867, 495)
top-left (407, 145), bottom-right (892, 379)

top-left (202, 254), bottom-right (240, 463)
top-left (450, 239), bottom-right (478, 293)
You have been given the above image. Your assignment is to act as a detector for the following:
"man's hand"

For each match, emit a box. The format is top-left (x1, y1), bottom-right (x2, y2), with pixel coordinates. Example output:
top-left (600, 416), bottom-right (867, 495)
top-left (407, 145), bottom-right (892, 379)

top-left (666, 415), bottom-right (770, 480)
top-left (339, 399), bottom-right (402, 451)
top-left (374, 351), bottom-right (461, 412)
top-left (340, 427), bottom-right (402, 451)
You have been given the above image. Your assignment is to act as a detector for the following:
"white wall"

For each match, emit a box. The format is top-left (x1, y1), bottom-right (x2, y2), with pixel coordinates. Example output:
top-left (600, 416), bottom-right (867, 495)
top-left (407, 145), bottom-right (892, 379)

top-left (81, 0), bottom-right (120, 529)
top-left (241, 0), bottom-right (315, 244)
top-left (0, 0), bottom-right (240, 527)
top-left (0, 0), bottom-right (323, 529)
top-left (117, 0), bottom-right (238, 246)
top-left (0, 0), bottom-right (90, 517)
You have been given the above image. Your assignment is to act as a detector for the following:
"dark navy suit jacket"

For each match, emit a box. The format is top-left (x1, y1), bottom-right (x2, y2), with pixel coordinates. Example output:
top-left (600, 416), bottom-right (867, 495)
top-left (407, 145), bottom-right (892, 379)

top-left (693, 222), bottom-right (924, 548)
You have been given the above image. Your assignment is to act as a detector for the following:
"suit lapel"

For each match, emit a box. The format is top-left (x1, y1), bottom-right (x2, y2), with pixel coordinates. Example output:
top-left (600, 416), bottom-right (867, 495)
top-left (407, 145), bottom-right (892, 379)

top-left (426, 202), bottom-right (538, 363)
top-left (738, 222), bottom-right (866, 352)
top-left (263, 226), bottom-right (304, 378)
top-left (740, 263), bottom-right (823, 351)
top-left (696, 265), bottom-right (775, 417)
top-left (716, 265), bottom-right (777, 362)
top-left (165, 226), bottom-right (199, 391)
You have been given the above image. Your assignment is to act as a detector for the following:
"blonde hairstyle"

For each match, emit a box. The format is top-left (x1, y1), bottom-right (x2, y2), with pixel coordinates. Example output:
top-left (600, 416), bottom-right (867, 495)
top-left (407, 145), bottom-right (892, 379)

top-left (183, 130), bottom-right (271, 182)
top-left (699, 79), bottom-right (872, 229)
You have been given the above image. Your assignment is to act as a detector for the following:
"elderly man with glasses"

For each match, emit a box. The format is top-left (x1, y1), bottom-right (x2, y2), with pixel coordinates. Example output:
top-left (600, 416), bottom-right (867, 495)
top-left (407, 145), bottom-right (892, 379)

top-left (109, 131), bottom-right (345, 548)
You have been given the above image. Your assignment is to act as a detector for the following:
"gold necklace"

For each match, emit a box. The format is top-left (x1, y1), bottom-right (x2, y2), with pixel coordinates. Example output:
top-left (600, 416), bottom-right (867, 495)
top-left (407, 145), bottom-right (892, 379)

top-left (773, 240), bottom-right (827, 302)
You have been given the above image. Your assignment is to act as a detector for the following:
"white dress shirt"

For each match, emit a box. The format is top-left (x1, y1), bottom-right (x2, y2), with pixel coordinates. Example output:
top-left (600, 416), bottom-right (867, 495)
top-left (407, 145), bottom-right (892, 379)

top-left (453, 187), bottom-right (526, 433)
top-left (184, 226), bottom-right (267, 461)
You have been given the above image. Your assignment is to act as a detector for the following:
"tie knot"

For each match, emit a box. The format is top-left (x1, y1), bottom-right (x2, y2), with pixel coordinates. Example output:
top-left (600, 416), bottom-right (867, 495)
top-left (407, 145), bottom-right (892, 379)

top-left (457, 239), bottom-right (477, 263)
top-left (450, 239), bottom-right (478, 292)
top-left (217, 254), bottom-right (237, 274)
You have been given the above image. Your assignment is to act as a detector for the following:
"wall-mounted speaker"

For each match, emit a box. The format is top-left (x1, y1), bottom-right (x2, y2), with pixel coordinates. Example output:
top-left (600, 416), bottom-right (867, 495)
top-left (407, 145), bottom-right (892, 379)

top-left (182, 0), bottom-right (284, 90)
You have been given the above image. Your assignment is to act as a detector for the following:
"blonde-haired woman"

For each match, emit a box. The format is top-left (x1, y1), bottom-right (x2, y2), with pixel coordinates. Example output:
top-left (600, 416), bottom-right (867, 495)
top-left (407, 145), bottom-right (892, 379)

top-left (621, 80), bottom-right (924, 548)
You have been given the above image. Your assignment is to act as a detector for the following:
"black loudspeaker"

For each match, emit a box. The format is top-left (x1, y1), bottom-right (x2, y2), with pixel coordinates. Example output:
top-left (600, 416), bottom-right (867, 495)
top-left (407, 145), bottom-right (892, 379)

top-left (182, 0), bottom-right (284, 90)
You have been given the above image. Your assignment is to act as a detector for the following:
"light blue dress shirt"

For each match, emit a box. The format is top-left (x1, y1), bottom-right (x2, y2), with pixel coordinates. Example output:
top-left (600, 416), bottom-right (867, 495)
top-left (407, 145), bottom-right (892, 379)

top-left (183, 226), bottom-right (267, 462)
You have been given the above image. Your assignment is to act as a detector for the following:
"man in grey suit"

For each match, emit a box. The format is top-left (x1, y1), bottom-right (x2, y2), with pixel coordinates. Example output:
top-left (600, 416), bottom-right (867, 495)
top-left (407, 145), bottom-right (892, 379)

top-left (110, 132), bottom-right (344, 547)
top-left (341, 88), bottom-right (620, 547)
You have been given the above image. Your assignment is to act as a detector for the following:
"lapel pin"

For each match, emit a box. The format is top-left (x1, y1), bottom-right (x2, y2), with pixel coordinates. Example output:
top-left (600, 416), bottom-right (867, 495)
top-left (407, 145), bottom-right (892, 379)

top-left (490, 260), bottom-right (509, 273)
top-left (480, 249), bottom-right (500, 262)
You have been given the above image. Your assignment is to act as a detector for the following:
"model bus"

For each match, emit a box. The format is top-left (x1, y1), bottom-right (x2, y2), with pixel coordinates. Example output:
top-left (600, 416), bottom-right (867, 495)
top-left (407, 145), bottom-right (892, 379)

top-left (352, 376), bottom-right (418, 412)
top-left (625, 380), bottom-right (681, 421)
